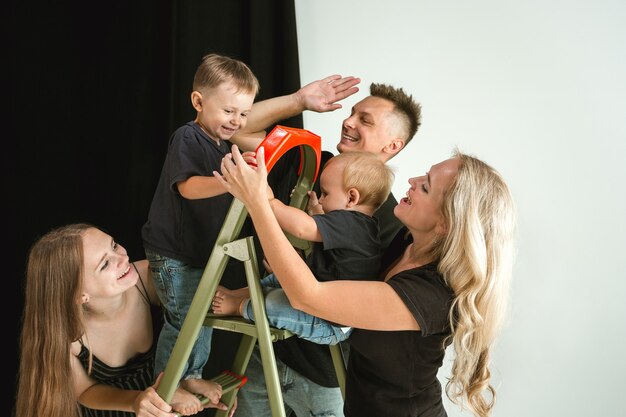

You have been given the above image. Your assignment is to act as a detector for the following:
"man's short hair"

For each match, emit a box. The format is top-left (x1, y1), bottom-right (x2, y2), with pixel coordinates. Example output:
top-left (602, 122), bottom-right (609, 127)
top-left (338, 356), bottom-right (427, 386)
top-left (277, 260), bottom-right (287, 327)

top-left (370, 83), bottom-right (422, 146)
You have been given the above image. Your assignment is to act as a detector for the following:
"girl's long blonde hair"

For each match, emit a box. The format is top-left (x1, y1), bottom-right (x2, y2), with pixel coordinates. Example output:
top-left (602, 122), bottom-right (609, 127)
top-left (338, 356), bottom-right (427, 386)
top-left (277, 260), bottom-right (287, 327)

top-left (437, 151), bottom-right (516, 417)
top-left (16, 224), bottom-right (93, 417)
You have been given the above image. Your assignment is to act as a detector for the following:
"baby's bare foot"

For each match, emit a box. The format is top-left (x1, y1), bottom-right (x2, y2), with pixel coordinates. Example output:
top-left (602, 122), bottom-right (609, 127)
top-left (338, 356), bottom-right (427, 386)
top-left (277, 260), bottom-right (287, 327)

top-left (170, 387), bottom-right (202, 416)
top-left (220, 285), bottom-right (250, 298)
top-left (212, 286), bottom-right (248, 316)
top-left (181, 378), bottom-right (223, 406)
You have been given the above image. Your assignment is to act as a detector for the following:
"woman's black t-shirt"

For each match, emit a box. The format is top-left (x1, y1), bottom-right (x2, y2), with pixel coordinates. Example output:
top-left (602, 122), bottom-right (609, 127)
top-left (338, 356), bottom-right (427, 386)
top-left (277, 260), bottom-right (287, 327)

top-left (345, 229), bottom-right (454, 417)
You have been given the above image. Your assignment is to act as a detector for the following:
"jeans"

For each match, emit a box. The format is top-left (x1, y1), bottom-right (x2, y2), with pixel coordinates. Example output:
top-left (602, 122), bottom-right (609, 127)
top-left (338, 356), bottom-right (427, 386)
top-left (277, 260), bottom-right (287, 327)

top-left (235, 346), bottom-right (344, 417)
top-left (146, 250), bottom-right (212, 380)
top-left (241, 274), bottom-right (351, 345)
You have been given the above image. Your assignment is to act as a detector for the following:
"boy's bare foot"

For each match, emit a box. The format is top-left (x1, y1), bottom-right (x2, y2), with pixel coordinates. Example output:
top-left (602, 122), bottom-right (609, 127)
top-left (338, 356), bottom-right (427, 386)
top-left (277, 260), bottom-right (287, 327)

top-left (180, 378), bottom-right (223, 407)
top-left (170, 387), bottom-right (202, 416)
top-left (212, 285), bottom-right (249, 316)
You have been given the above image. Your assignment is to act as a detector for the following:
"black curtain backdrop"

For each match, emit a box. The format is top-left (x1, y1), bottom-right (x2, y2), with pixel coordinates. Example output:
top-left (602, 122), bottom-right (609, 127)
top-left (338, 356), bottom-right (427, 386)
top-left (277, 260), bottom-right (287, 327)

top-left (7, 1), bottom-right (301, 414)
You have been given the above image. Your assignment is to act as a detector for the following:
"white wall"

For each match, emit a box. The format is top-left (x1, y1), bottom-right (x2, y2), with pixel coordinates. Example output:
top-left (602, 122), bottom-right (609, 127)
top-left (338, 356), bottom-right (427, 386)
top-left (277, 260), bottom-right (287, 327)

top-left (295, 1), bottom-right (626, 416)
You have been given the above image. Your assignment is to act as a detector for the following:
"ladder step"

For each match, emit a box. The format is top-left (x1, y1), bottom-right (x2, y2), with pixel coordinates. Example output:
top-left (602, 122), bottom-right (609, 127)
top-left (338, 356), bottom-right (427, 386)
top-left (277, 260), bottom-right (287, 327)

top-left (212, 369), bottom-right (248, 392)
top-left (174, 370), bottom-right (247, 417)
top-left (204, 314), bottom-right (294, 341)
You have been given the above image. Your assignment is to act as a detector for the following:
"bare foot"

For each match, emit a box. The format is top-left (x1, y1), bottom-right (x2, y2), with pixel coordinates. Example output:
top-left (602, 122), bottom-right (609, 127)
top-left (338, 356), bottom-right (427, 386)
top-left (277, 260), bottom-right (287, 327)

top-left (219, 285), bottom-right (250, 298)
top-left (212, 285), bottom-right (249, 316)
top-left (170, 387), bottom-right (202, 416)
top-left (180, 378), bottom-right (223, 406)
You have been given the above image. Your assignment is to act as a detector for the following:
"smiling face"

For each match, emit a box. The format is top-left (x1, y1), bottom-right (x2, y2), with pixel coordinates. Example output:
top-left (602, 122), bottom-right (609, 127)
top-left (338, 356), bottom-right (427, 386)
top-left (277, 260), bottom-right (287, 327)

top-left (337, 95), bottom-right (404, 161)
top-left (395, 158), bottom-right (461, 238)
top-left (192, 80), bottom-right (255, 142)
top-left (80, 228), bottom-right (138, 300)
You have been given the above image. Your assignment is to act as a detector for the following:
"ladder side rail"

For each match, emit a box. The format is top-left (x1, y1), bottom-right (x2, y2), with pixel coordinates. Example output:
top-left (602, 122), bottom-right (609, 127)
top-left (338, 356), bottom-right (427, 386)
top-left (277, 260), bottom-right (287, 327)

top-left (215, 236), bottom-right (285, 416)
top-left (156, 199), bottom-right (248, 402)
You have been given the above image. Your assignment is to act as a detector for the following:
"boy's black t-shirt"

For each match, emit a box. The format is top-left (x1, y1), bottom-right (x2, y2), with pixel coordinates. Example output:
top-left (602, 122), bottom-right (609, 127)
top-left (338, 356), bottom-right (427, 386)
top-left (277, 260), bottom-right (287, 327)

top-left (142, 121), bottom-right (253, 268)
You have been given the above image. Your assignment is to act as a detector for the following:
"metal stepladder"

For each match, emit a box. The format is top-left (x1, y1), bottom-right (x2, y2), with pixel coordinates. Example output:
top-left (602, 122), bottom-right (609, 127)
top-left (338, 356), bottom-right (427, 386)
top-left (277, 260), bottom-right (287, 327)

top-left (156, 125), bottom-right (347, 417)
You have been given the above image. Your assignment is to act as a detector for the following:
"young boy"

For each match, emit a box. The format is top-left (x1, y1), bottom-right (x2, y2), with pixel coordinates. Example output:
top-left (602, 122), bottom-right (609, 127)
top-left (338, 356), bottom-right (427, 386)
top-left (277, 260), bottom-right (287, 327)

top-left (211, 151), bottom-right (394, 344)
top-left (141, 54), bottom-right (259, 406)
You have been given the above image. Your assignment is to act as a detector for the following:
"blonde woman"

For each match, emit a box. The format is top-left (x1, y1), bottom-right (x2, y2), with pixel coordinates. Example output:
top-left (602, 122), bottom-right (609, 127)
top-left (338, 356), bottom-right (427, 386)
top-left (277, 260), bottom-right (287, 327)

top-left (215, 145), bottom-right (516, 417)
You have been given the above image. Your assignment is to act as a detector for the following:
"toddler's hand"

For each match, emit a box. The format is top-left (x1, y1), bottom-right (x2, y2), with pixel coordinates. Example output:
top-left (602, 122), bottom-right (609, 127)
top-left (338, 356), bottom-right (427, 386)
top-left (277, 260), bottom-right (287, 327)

top-left (241, 151), bottom-right (258, 167)
top-left (306, 191), bottom-right (323, 215)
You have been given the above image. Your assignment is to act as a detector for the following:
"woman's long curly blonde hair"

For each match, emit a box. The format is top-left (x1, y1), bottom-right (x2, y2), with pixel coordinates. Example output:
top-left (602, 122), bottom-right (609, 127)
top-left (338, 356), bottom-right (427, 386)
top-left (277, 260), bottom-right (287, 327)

top-left (16, 224), bottom-right (92, 417)
top-left (437, 151), bottom-right (516, 417)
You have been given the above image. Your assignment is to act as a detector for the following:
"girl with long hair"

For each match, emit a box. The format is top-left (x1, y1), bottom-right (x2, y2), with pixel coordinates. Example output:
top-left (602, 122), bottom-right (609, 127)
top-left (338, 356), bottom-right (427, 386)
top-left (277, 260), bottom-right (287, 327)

top-left (15, 224), bottom-right (227, 417)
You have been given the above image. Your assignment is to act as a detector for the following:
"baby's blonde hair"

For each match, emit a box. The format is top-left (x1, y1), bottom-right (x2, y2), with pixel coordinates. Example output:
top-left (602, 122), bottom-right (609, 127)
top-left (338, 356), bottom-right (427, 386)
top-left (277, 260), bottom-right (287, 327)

top-left (325, 151), bottom-right (394, 210)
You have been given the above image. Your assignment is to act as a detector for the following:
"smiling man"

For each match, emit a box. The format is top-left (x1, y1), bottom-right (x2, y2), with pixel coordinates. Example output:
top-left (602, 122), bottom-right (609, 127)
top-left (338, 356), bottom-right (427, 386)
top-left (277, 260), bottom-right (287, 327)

top-left (337, 83), bottom-right (420, 162)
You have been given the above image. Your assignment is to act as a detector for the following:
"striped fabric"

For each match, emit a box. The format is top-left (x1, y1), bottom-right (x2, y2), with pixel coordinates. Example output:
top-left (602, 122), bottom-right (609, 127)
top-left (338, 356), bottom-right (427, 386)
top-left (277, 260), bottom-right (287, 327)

top-left (77, 274), bottom-right (161, 417)
top-left (77, 336), bottom-right (156, 417)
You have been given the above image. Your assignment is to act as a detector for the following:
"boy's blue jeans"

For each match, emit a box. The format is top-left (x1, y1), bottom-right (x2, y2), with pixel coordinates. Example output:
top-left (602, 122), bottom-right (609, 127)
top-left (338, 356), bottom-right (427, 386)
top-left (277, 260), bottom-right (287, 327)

top-left (145, 250), bottom-right (212, 380)
top-left (242, 274), bottom-right (351, 345)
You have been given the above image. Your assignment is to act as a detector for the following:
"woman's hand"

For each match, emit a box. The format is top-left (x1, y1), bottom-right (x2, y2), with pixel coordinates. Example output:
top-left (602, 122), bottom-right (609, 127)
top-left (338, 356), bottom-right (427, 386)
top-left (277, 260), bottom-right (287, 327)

top-left (214, 145), bottom-right (270, 209)
top-left (133, 373), bottom-right (176, 417)
top-left (228, 396), bottom-right (238, 417)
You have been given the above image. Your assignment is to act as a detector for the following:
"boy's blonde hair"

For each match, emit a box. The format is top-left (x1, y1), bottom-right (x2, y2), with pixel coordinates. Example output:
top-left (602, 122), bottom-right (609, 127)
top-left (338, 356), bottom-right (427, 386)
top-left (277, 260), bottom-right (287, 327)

top-left (192, 53), bottom-right (259, 95)
top-left (326, 151), bottom-right (394, 210)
